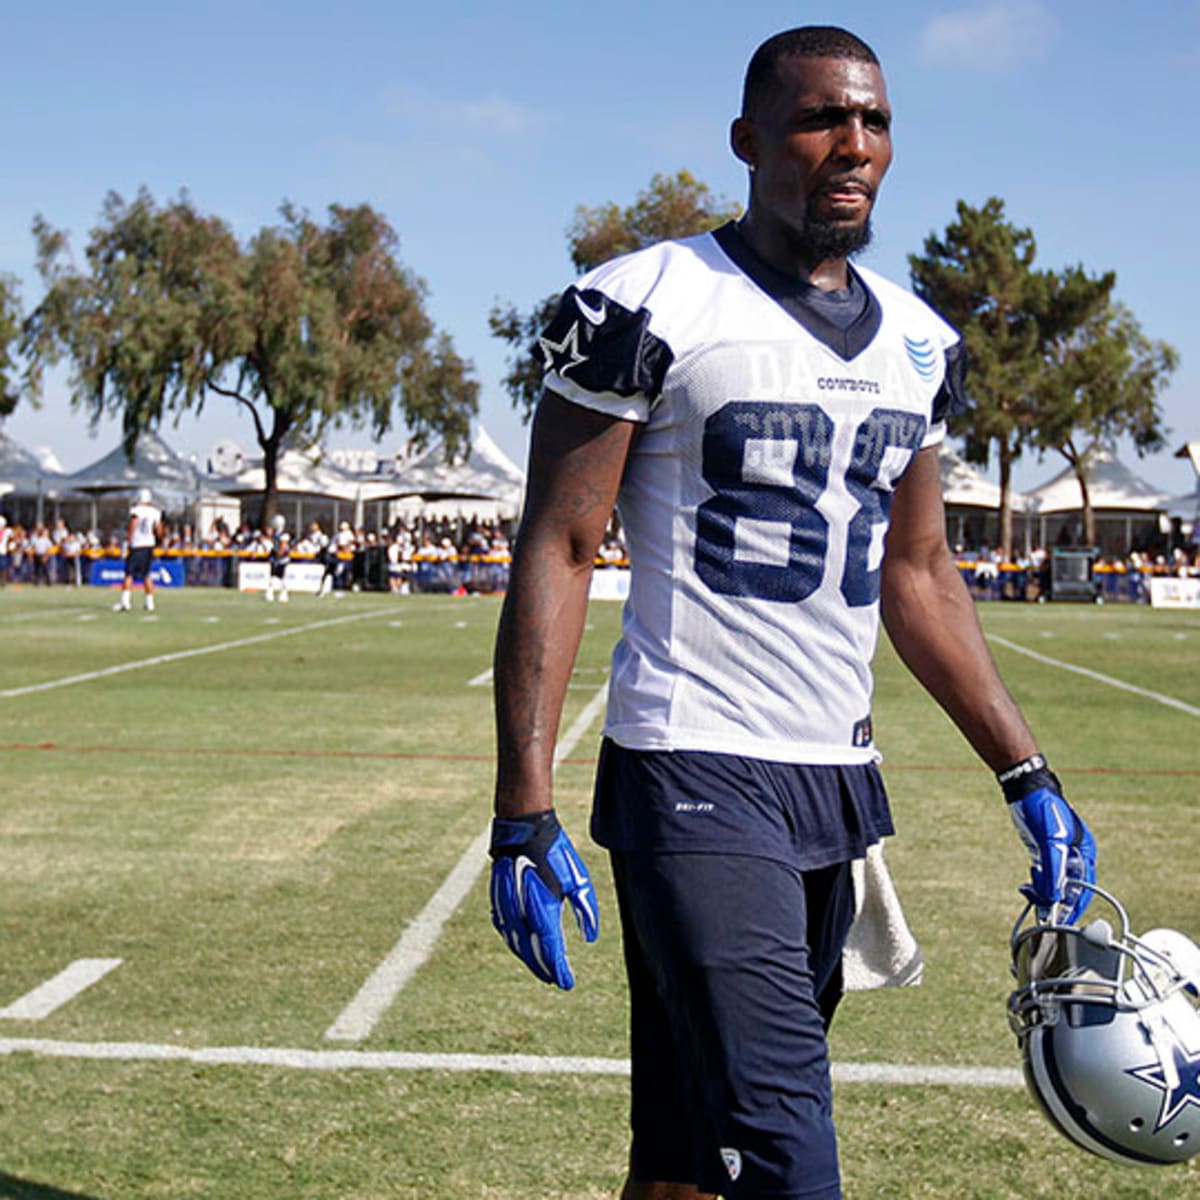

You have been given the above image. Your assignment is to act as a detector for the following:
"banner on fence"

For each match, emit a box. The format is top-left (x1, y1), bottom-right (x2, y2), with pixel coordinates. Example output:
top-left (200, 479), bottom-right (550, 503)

top-left (1148, 577), bottom-right (1200, 609)
top-left (236, 560), bottom-right (325, 594)
top-left (589, 568), bottom-right (631, 602)
top-left (89, 558), bottom-right (184, 588)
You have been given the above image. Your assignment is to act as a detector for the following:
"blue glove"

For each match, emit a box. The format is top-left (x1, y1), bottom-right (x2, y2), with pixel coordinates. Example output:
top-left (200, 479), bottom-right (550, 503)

top-left (999, 755), bottom-right (1096, 924)
top-left (489, 809), bottom-right (599, 989)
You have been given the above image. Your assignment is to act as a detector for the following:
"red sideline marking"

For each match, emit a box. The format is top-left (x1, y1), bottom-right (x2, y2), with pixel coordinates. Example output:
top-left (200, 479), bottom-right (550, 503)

top-left (0, 741), bottom-right (1198, 777)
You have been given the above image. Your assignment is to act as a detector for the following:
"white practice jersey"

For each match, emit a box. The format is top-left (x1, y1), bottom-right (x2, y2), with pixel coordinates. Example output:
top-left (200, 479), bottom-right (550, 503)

top-left (129, 503), bottom-right (162, 549)
top-left (539, 224), bottom-right (964, 765)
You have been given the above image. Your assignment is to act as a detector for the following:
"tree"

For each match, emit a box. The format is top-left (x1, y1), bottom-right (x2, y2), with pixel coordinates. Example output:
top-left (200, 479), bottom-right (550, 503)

top-left (490, 170), bottom-right (740, 418)
top-left (24, 190), bottom-right (478, 522)
top-left (909, 197), bottom-right (1112, 556)
top-left (1031, 301), bottom-right (1177, 545)
top-left (0, 274), bottom-right (21, 417)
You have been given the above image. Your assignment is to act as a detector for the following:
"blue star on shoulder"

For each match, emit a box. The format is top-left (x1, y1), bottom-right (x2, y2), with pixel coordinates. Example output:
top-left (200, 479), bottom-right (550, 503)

top-left (538, 320), bottom-right (587, 377)
top-left (1128, 1040), bottom-right (1200, 1132)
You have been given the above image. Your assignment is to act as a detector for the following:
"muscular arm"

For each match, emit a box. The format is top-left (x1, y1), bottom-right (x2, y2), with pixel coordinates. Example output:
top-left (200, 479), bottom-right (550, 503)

top-left (880, 446), bottom-right (1037, 771)
top-left (493, 390), bottom-right (637, 818)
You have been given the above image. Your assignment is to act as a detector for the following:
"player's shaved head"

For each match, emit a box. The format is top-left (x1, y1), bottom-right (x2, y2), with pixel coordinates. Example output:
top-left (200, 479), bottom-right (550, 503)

top-left (742, 26), bottom-right (880, 118)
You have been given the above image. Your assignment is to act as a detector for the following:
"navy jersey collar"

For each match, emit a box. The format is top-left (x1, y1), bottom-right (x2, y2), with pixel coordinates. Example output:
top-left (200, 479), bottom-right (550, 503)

top-left (712, 221), bottom-right (883, 362)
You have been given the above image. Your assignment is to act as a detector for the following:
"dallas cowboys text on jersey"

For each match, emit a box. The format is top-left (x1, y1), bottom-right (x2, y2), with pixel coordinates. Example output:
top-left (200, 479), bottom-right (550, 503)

top-left (540, 222), bottom-right (965, 765)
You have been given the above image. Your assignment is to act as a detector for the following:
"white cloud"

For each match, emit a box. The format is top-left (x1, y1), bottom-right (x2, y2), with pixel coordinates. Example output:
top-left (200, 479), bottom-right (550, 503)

top-left (918, 1), bottom-right (1061, 71)
top-left (382, 85), bottom-right (547, 139)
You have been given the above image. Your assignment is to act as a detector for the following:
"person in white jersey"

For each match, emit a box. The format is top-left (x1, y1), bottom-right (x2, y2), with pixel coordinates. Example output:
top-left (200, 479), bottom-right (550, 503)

top-left (114, 487), bottom-right (164, 612)
top-left (489, 26), bottom-right (1097, 1200)
top-left (265, 518), bottom-right (291, 603)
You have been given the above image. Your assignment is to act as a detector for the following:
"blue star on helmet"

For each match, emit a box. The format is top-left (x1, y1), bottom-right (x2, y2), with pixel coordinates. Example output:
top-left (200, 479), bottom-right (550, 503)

top-left (538, 320), bottom-right (587, 377)
top-left (1127, 1039), bottom-right (1200, 1132)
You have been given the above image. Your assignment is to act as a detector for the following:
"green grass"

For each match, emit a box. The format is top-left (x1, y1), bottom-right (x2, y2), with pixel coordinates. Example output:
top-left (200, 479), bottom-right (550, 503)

top-left (1, 587), bottom-right (1199, 1197)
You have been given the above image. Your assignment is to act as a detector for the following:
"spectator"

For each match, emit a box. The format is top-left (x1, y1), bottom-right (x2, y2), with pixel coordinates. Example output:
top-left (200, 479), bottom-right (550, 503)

top-left (62, 527), bottom-right (84, 588)
top-left (30, 524), bottom-right (54, 586)
top-left (0, 515), bottom-right (11, 586)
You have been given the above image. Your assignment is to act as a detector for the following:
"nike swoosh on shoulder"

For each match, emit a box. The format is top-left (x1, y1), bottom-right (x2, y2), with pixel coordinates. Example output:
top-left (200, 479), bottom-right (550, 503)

top-left (575, 293), bottom-right (607, 325)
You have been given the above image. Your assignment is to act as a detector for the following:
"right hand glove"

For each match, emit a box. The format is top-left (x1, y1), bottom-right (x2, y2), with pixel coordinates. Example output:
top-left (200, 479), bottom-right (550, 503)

top-left (999, 755), bottom-right (1096, 925)
top-left (489, 809), bottom-right (599, 990)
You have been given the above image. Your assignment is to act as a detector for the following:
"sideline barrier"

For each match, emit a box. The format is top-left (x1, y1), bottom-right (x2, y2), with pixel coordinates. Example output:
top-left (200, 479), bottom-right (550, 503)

top-left (954, 562), bottom-right (1154, 604)
top-left (0, 547), bottom-right (1192, 603)
top-left (88, 558), bottom-right (185, 588)
top-left (1148, 577), bottom-right (1200, 609)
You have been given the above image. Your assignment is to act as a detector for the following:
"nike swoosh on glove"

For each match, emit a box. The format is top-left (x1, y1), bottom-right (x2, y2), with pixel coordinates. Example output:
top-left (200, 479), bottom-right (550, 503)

top-left (489, 809), bottom-right (599, 989)
top-left (999, 755), bottom-right (1097, 924)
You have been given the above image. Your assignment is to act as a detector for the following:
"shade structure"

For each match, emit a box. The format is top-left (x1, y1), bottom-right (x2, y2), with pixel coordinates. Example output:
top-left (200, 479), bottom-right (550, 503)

top-left (1022, 445), bottom-right (1176, 557)
top-left (937, 443), bottom-right (1036, 553)
top-left (377, 426), bottom-right (526, 517)
top-left (939, 444), bottom-right (1008, 508)
top-left (62, 429), bottom-right (206, 508)
top-left (214, 443), bottom-right (400, 531)
top-left (1023, 445), bottom-right (1174, 514)
top-left (1165, 486), bottom-right (1200, 521)
top-left (0, 427), bottom-right (67, 497)
top-left (219, 445), bottom-right (381, 502)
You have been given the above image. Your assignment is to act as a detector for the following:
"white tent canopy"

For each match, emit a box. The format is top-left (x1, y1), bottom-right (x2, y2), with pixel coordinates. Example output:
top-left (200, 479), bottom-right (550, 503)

top-left (1165, 487), bottom-right (1200, 521)
top-left (0, 426), bottom-right (66, 497)
top-left (63, 429), bottom-right (206, 507)
top-left (938, 444), bottom-right (1015, 509)
top-left (1176, 439), bottom-right (1200, 478)
top-left (1024, 445), bottom-right (1175, 514)
top-left (380, 426), bottom-right (526, 517)
top-left (219, 444), bottom-right (384, 502)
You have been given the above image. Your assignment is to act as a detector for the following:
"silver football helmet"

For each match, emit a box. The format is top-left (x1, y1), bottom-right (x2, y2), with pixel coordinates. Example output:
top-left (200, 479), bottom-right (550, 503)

top-left (1009, 881), bottom-right (1200, 1165)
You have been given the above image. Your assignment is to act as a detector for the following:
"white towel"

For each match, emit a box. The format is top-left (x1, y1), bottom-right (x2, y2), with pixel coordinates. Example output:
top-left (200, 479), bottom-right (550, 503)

top-left (842, 840), bottom-right (924, 991)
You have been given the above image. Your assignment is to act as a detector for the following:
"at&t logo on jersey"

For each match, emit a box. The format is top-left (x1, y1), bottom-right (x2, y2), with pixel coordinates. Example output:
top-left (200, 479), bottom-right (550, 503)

top-left (903, 335), bottom-right (939, 382)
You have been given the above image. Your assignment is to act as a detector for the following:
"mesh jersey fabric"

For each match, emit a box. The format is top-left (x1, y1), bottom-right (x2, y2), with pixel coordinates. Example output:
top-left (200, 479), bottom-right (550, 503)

top-left (539, 222), bottom-right (963, 765)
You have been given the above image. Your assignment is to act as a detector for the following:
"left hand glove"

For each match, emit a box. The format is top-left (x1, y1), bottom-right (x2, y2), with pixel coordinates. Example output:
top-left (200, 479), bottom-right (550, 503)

top-left (999, 755), bottom-right (1096, 924)
top-left (489, 809), bottom-right (599, 990)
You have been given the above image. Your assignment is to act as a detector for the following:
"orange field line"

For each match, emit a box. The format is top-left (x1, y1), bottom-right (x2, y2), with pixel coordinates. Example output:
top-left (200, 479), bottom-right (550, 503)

top-left (1, 741), bottom-right (1198, 777)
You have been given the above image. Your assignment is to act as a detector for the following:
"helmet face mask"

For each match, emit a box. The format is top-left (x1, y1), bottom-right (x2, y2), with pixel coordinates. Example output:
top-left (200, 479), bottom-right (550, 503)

top-left (1009, 882), bottom-right (1200, 1166)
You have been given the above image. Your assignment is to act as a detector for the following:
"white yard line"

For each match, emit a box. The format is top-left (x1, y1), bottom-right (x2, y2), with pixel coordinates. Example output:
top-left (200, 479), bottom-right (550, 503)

top-left (0, 610), bottom-right (390, 700)
top-left (989, 634), bottom-right (1200, 719)
top-left (0, 606), bottom-right (91, 623)
top-left (467, 667), bottom-right (493, 687)
top-left (0, 1036), bottom-right (1024, 1087)
top-left (323, 682), bottom-right (610, 1044)
top-left (0, 959), bottom-right (123, 1020)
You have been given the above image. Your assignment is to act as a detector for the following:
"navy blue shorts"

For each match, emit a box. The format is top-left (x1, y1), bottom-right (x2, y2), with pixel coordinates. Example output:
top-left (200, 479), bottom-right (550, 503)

top-left (125, 546), bottom-right (154, 583)
top-left (593, 742), bottom-right (885, 1197)
top-left (612, 850), bottom-right (852, 1198)
top-left (591, 740), bottom-right (893, 870)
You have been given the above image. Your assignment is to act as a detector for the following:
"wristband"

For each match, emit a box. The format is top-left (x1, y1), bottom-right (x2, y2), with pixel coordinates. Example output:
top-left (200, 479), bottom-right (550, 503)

top-left (997, 753), bottom-right (1061, 804)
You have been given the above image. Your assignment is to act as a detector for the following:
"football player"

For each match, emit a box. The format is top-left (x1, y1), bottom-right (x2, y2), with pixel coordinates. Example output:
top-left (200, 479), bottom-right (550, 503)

top-left (489, 25), bottom-right (1096, 1200)
top-left (265, 516), bottom-right (290, 603)
top-left (114, 487), bottom-right (164, 612)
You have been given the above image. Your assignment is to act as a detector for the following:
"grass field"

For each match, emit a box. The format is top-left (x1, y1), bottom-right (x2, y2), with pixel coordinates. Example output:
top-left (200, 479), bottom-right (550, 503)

top-left (1, 585), bottom-right (1199, 1199)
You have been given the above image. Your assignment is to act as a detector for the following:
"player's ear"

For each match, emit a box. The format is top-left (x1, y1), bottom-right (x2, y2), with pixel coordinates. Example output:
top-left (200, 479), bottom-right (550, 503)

top-left (730, 116), bottom-right (758, 172)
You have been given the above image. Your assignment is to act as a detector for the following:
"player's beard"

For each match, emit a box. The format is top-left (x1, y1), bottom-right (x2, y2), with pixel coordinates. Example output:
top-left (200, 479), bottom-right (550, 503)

top-left (799, 214), bottom-right (874, 264)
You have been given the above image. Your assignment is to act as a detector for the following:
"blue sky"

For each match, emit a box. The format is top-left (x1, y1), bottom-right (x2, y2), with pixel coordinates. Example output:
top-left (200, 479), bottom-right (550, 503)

top-left (2, 0), bottom-right (1197, 495)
